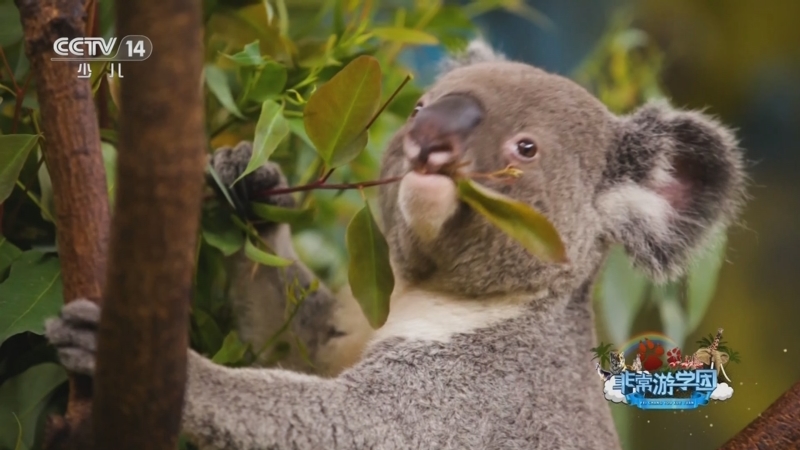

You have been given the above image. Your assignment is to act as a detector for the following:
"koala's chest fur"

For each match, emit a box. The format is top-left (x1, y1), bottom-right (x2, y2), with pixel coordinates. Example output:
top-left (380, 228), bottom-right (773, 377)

top-left (339, 284), bottom-right (620, 449)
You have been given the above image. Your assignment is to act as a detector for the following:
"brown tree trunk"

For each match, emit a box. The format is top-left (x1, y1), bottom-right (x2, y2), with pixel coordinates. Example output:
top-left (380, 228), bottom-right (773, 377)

top-left (91, 0), bottom-right (205, 448)
top-left (14, 1), bottom-right (109, 448)
top-left (719, 380), bottom-right (800, 449)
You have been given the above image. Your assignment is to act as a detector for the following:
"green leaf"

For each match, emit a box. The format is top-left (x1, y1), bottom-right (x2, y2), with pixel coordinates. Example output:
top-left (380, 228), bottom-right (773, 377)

top-left (206, 163), bottom-right (236, 209)
top-left (251, 202), bottom-right (315, 226)
top-left (0, 363), bottom-right (67, 450)
top-left (247, 62), bottom-right (287, 102)
top-left (286, 117), bottom-right (315, 149)
top-left (371, 27), bottom-right (439, 45)
top-left (654, 281), bottom-right (687, 348)
top-left (205, 65), bottom-right (244, 118)
top-left (0, 2), bottom-right (22, 47)
top-left (221, 40), bottom-right (263, 66)
top-left (211, 331), bottom-right (249, 366)
top-left (0, 236), bottom-right (22, 276)
top-left (686, 234), bottom-right (728, 333)
top-left (346, 203), bottom-right (394, 329)
top-left (303, 55), bottom-right (381, 167)
top-left (0, 134), bottom-right (39, 204)
top-left (456, 179), bottom-right (568, 263)
top-left (595, 245), bottom-right (649, 345)
top-left (101, 141), bottom-right (117, 199)
top-left (100, 128), bottom-right (118, 145)
top-left (12, 413), bottom-right (22, 450)
top-left (192, 308), bottom-right (224, 355)
top-left (244, 238), bottom-right (292, 267)
top-left (201, 210), bottom-right (245, 256)
top-left (0, 251), bottom-right (63, 345)
top-left (234, 101), bottom-right (289, 183)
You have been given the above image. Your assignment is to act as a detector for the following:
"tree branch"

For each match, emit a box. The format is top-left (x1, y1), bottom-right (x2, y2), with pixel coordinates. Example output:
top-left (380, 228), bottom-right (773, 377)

top-left (256, 175), bottom-right (403, 197)
top-left (14, 1), bottom-right (110, 448)
top-left (91, 0), bottom-right (205, 449)
top-left (719, 380), bottom-right (800, 449)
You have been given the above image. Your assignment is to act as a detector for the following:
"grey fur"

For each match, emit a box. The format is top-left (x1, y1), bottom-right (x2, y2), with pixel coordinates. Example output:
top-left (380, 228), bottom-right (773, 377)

top-left (46, 41), bottom-right (746, 450)
top-left (210, 144), bottom-right (344, 372)
top-left (599, 100), bottom-right (746, 281)
top-left (44, 298), bottom-right (98, 375)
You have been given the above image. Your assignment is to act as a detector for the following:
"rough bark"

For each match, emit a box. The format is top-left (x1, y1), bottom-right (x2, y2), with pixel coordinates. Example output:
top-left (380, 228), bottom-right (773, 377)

top-left (14, 1), bottom-right (109, 448)
top-left (719, 380), bottom-right (800, 450)
top-left (90, 0), bottom-right (205, 449)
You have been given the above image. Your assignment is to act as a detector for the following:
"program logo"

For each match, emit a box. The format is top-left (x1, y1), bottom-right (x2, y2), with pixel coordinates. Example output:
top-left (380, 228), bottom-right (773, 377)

top-left (592, 328), bottom-right (738, 410)
top-left (51, 35), bottom-right (153, 79)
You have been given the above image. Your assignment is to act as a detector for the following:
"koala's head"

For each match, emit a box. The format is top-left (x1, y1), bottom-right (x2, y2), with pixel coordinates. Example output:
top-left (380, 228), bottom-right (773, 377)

top-left (378, 41), bottom-right (745, 298)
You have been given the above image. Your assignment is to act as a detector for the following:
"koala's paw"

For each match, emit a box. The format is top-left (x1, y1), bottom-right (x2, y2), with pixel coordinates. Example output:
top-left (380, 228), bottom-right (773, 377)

top-left (210, 141), bottom-right (295, 209)
top-left (44, 299), bottom-right (100, 376)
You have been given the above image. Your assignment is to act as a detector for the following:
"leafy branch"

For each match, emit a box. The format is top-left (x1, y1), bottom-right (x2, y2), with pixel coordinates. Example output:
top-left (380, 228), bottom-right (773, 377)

top-left (0, 47), bottom-right (33, 134)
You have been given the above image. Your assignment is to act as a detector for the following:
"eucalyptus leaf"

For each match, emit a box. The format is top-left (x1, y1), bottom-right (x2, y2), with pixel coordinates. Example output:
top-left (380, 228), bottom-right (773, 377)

top-left (346, 203), bottom-right (394, 329)
top-left (686, 234), bottom-right (728, 333)
top-left (211, 331), bottom-right (249, 366)
top-left (192, 308), bottom-right (225, 355)
top-left (286, 117), bottom-right (315, 148)
top-left (303, 55), bottom-right (381, 167)
top-left (206, 163), bottom-right (236, 209)
top-left (222, 40), bottom-right (263, 66)
top-left (0, 2), bottom-right (22, 47)
top-left (0, 134), bottom-right (39, 204)
top-left (205, 65), bottom-right (244, 118)
top-left (0, 236), bottom-right (22, 276)
top-left (0, 363), bottom-right (67, 450)
top-left (251, 202), bottom-right (315, 226)
top-left (248, 62), bottom-right (287, 102)
top-left (654, 281), bottom-right (687, 348)
top-left (595, 245), bottom-right (649, 345)
top-left (456, 179), bottom-right (568, 263)
top-left (101, 141), bottom-right (117, 199)
top-left (0, 251), bottom-right (63, 345)
top-left (371, 27), bottom-right (439, 45)
top-left (244, 238), bottom-right (293, 267)
top-left (235, 101), bottom-right (289, 183)
top-left (201, 210), bottom-right (245, 256)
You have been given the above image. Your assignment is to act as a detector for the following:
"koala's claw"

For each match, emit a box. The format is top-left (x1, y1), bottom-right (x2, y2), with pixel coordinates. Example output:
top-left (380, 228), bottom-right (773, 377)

top-left (210, 141), bottom-right (295, 209)
top-left (45, 298), bottom-right (100, 376)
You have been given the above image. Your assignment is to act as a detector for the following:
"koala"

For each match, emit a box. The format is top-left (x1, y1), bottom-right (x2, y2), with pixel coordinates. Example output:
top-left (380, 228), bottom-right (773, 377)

top-left (45, 40), bottom-right (745, 449)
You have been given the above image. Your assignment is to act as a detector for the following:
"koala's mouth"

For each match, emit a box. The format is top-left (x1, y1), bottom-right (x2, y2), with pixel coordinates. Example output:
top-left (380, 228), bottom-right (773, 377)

top-left (403, 134), bottom-right (465, 178)
top-left (412, 159), bottom-right (463, 178)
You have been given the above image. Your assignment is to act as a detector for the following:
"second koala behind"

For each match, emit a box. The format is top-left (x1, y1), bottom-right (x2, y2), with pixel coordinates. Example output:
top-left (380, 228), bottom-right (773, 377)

top-left (48, 43), bottom-right (745, 449)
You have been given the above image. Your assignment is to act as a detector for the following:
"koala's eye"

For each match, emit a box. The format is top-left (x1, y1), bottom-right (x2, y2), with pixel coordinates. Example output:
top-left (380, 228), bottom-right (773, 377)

top-left (514, 138), bottom-right (538, 159)
top-left (410, 102), bottom-right (423, 118)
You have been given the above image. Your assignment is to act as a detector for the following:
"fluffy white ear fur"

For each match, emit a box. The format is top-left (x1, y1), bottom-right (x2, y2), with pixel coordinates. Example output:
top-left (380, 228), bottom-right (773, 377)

top-left (596, 100), bottom-right (745, 282)
top-left (439, 38), bottom-right (506, 74)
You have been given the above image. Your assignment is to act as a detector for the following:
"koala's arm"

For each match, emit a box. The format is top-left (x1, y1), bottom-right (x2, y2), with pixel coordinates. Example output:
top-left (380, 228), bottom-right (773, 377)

top-left (181, 350), bottom-right (393, 450)
top-left (210, 143), bottom-right (372, 375)
top-left (46, 300), bottom-right (398, 450)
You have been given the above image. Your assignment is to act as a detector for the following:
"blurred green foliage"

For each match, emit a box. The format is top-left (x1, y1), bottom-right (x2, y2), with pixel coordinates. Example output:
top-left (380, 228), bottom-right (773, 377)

top-left (0, 1), bottom-right (735, 448)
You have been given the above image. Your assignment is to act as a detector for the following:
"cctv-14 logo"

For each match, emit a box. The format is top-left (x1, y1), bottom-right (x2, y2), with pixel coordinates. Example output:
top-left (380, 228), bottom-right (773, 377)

top-left (593, 328), bottom-right (737, 410)
top-left (52, 35), bottom-right (153, 79)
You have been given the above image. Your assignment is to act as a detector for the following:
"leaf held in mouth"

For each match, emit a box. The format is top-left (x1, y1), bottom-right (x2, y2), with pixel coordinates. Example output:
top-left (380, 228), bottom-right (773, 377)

top-left (456, 179), bottom-right (568, 263)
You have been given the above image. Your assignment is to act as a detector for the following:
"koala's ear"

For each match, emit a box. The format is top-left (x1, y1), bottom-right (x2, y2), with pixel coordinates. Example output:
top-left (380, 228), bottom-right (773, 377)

top-left (596, 100), bottom-right (747, 282)
top-left (439, 39), bottom-right (506, 74)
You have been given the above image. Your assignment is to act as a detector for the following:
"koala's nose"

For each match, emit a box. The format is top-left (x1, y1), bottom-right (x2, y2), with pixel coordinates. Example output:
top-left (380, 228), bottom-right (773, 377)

top-left (404, 94), bottom-right (484, 172)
